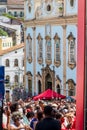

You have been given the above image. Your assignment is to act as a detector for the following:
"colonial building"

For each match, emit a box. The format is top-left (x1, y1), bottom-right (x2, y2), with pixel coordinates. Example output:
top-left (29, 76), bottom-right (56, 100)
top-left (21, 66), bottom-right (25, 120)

top-left (0, 36), bottom-right (13, 50)
top-left (7, 0), bottom-right (24, 18)
top-left (0, 43), bottom-right (24, 101)
top-left (24, 0), bottom-right (78, 96)
top-left (0, 0), bottom-right (7, 16)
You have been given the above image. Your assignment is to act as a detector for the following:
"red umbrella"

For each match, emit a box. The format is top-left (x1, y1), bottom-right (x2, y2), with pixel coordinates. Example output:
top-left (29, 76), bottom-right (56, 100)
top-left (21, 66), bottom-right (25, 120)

top-left (33, 89), bottom-right (66, 100)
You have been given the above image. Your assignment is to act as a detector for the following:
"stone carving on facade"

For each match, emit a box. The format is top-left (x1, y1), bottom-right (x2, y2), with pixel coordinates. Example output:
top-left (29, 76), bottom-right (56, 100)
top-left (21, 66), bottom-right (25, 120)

top-left (37, 33), bottom-right (43, 64)
top-left (36, 6), bottom-right (43, 18)
top-left (27, 33), bottom-right (32, 63)
top-left (35, 0), bottom-right (64, 19)
top-left (26, 71), bottom-right (32, 80)
top-left (66, 79), bottom-right (76, 96)
top-left (42, 65), bottom-right (55, 91)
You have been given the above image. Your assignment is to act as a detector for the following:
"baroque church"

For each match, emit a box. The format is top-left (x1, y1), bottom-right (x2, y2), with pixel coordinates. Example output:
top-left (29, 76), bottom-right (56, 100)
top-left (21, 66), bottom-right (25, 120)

top-left (24, 0), bottom-right (78, 96)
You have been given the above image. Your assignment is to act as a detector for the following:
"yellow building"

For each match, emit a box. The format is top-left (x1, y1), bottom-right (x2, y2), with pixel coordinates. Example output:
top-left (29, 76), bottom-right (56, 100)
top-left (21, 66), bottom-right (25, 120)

top-left (0, 36), bottom-right (13, 50)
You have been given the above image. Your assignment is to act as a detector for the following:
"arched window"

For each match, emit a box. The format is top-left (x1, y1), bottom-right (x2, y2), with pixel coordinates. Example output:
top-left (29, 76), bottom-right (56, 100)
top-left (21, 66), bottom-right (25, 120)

top-left (54, 33), bottom-right (60, 62)
top-left (14, 11), bottom-right (17, 17)
top-left (67, 32), bottom-right (76, 69)
top-left (6, 59), bottom-right (10, 67)
top-left (28, 79), bottom-right (32, 97)
top-left (70, 0), bottom-right (74, 7)
top-left (29, 6), bottom-right (31, 12)
top-left (69, 40), bottom-right (75, 63)
top-left (56, 84), bottom-right (60, 94)
top-left (56, 40), bottom-right (60, 61)
top-left (37, 33), bottom-right (43, 62)
top-left (38, 80), bottom-right (41, 94)
top-left (14, 75), bottom-right (19, 83)
top-left (46, 39), bottom-right (51, 60)
top-left (47, 5), bottom-right (51, 11)
top-left (45, 73), bottom-right (52, 90)
top-left (14, 59), bottom-right (18, 67)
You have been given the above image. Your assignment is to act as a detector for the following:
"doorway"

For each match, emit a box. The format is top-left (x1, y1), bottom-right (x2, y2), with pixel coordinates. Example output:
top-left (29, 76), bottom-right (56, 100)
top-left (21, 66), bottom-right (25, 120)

top-left (45, 73), bottom-right (52, 90)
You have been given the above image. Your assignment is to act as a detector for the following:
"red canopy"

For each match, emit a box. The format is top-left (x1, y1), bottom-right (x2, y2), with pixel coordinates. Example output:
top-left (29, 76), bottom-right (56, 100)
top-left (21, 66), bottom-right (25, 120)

top-left (33, 89), bottom-right (66, 100)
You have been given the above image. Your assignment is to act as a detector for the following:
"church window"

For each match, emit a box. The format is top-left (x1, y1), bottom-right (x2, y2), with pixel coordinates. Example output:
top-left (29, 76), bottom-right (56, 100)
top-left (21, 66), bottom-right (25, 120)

top-left (29, 6), bottom-right (31, 12)
top-left (46, 40), bottom-right (51, 60)
top-left (69, 40), bottom-right (75, 63)
top-left (67, 32), bottom-right (76, 69)
top-left (14, 75), bottom-right (19, 83)
top-left (55, 40), bottom-right (60, 61)
top-left (54, 33), bottom-right (61, 67)
top-left (70, 0), bottom-right (74, 7)
top-left (39, 40), bottom-right (43, 58)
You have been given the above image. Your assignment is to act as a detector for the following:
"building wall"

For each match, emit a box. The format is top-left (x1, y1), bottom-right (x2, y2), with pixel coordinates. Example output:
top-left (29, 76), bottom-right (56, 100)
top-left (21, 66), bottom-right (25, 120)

top-left (0, 36), bottom-right (13, 50)
top-left (0, 45), bottom-right (24, 101)
top-left (24, 0), bottom-right (78, 96)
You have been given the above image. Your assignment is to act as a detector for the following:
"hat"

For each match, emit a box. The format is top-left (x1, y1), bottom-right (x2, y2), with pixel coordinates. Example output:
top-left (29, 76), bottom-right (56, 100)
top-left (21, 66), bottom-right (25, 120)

top-left (11, 111), bottom-right (22, 121)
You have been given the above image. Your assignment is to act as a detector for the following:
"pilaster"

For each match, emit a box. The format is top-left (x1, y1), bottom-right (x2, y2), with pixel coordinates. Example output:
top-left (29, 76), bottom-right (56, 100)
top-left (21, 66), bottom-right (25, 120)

top-left (62, 25), bottom-right (67, 95)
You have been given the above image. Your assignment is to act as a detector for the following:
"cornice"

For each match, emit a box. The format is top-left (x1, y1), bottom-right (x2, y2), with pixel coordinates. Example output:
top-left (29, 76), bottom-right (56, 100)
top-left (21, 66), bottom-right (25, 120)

top-left (24, 15), bottom-right (77, 27)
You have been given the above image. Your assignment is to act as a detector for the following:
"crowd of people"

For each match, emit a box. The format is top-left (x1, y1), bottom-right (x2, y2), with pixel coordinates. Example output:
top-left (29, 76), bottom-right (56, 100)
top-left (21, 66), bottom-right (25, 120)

top-left (3, 98), bottom-right (76, 130)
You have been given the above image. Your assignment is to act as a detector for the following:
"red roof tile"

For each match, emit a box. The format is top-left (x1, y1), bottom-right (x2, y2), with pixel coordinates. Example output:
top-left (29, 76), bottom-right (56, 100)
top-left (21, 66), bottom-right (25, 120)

top-left (7, 0), bottom-right (24, 5)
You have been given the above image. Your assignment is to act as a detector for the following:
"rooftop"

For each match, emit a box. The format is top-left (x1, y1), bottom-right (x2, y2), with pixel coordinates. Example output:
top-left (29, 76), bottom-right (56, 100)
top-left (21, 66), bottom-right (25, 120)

top-left (7, 0), bottom-right (24, 5)
top-left (0, 43), bottom-right (24, 56)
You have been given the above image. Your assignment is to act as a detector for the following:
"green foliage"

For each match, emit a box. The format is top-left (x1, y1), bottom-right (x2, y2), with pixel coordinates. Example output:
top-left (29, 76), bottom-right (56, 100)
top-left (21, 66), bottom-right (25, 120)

top-left (0, 28), bottom-right (8, 36)
top-left (2, 13), bottom-right (24, 22)
top-left (2, 13), bottom-right (16, 19)
top-left (59, 7), bottom-right (63, 11)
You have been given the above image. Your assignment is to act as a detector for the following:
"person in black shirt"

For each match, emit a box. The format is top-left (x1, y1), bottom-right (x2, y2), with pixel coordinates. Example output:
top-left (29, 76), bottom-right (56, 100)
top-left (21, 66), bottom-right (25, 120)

top-left (35, 105), bottom-right (61, 130)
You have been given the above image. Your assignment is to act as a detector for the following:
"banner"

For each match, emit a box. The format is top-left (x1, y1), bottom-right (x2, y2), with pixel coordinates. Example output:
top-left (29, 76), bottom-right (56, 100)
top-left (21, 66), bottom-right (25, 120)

top-left (0, 66), bottom-right (5, 99)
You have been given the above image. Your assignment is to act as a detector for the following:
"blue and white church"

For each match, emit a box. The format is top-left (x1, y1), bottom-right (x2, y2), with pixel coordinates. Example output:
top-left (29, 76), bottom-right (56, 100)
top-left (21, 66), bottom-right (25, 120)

top-left (24, 0), bottom-right (78, 97)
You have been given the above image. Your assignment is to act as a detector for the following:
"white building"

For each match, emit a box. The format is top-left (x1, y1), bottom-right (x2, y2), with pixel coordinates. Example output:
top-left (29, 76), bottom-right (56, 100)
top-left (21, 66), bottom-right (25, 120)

top-left (0, 43), bottom-right (24, 101)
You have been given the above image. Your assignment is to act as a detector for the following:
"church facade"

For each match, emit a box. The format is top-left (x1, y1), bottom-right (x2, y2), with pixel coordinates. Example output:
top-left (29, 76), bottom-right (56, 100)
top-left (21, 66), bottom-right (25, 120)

top-left (24, 0), bottom-right (78, 96)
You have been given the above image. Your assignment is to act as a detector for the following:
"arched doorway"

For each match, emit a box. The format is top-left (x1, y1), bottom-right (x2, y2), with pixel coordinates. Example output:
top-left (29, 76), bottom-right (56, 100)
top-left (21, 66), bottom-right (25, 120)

top-left (56, 84), bottom-right (60, 94)
top-left (45, 73), bottom-right (52, 90)
top-left (38, 80), bottom-right (41, 94)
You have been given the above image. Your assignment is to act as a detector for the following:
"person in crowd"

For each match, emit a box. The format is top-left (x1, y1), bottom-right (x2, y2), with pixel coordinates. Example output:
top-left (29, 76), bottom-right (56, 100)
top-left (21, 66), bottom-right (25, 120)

top-left (35, 105), bottom-right (61, 130)
top-left (3, 106), bottom-right (9, 130)
top-left (30, 111), bottom-right (38, 130)
top-left (8, 111), bottom-right (32, 130)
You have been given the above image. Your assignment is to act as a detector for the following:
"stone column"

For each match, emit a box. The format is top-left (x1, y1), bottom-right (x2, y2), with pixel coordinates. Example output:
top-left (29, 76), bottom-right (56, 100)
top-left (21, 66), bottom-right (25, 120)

top-left (24, 27), bottom-right (27, 90)
top-left (32, 27), bottom-right (36, 95)
top-left (63, 0), bottom-right (66, 16)
top-left (62, 25), bottom-right (67, 95)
